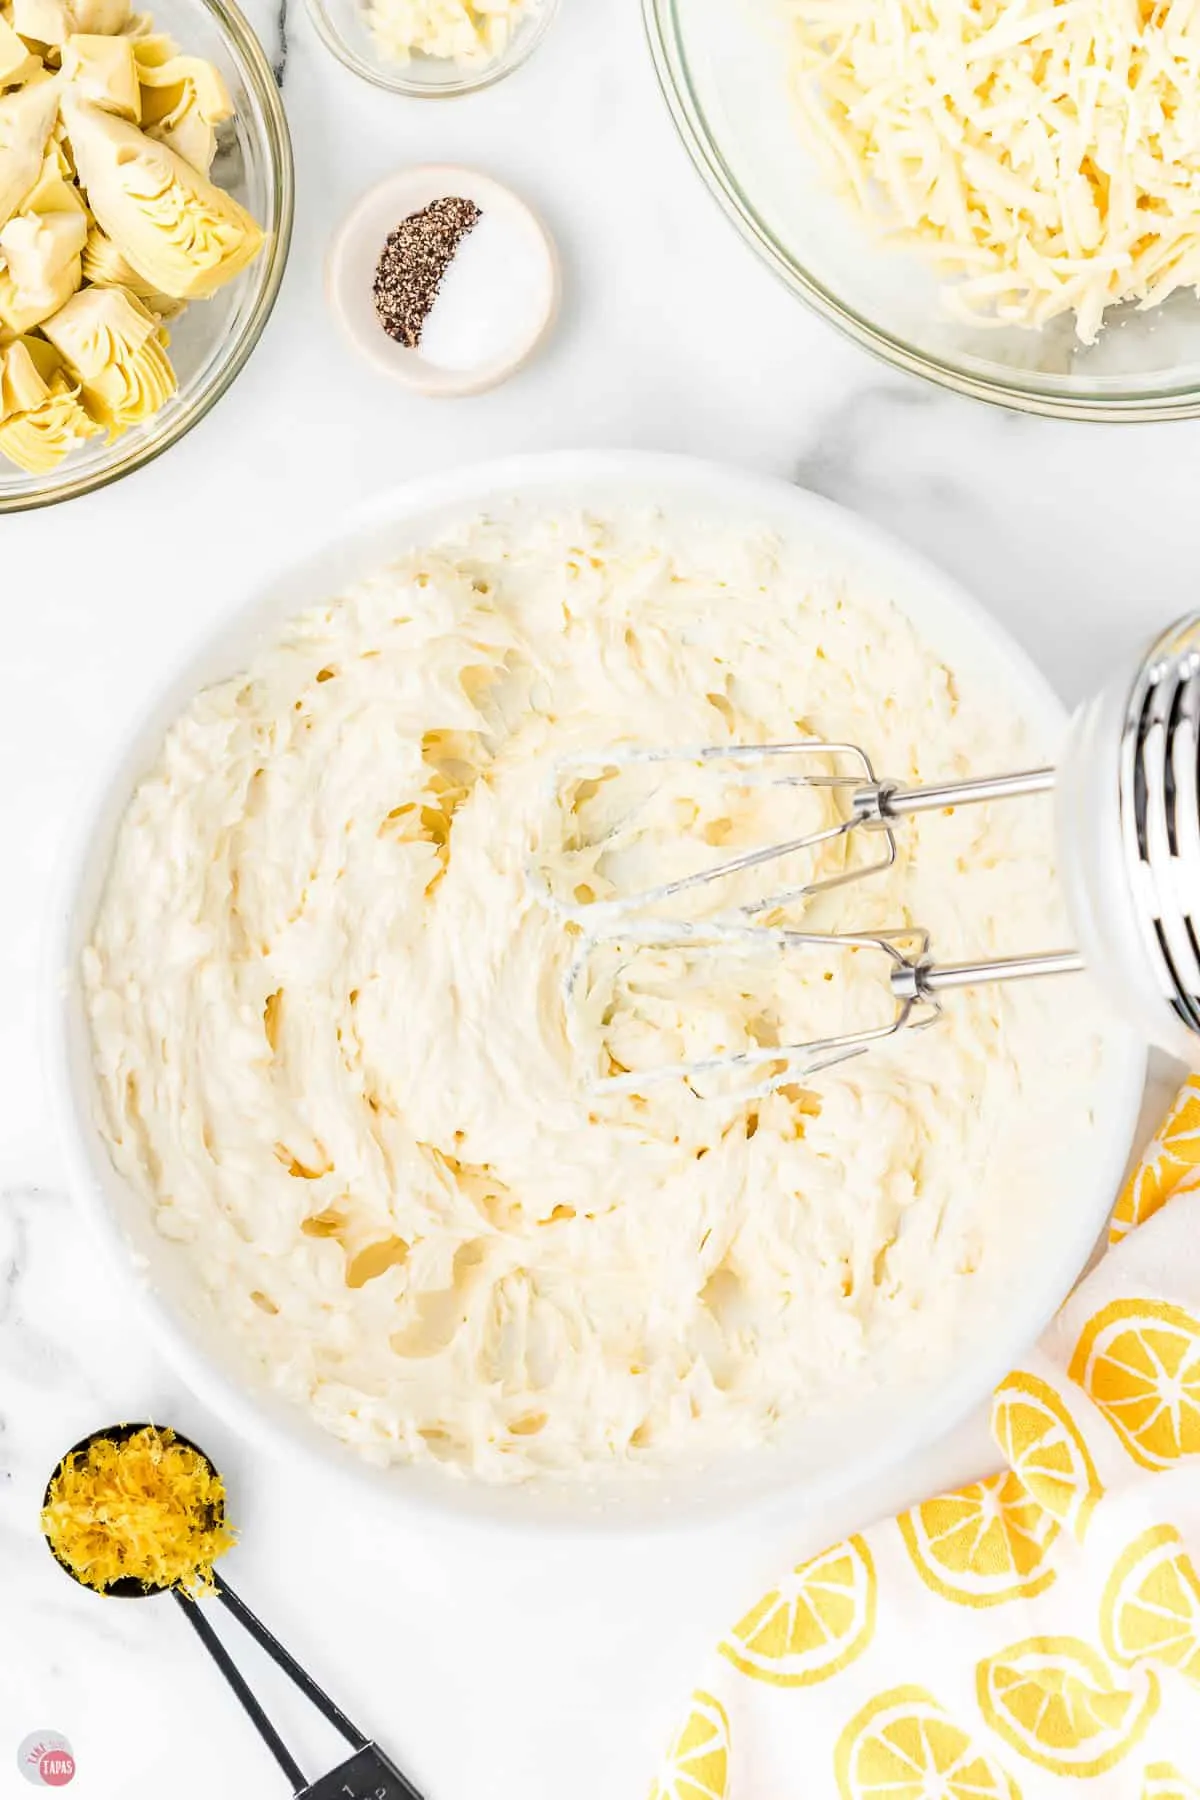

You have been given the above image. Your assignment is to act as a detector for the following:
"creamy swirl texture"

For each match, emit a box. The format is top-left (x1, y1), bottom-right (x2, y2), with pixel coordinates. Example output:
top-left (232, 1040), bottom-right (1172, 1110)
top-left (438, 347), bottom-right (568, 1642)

top-left (84, 507), bottom-right (1105, 1484)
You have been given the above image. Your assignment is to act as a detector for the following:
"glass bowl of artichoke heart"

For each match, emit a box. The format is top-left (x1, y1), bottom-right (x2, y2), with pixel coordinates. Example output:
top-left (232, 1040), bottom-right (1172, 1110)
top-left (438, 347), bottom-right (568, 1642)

top-left (0, 0), bottom-right (292, 511)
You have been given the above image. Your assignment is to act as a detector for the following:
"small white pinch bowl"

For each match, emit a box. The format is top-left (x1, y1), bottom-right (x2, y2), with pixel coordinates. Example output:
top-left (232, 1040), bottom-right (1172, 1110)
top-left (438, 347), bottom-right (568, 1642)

top-left (326, 165), bottom-right (560, 398)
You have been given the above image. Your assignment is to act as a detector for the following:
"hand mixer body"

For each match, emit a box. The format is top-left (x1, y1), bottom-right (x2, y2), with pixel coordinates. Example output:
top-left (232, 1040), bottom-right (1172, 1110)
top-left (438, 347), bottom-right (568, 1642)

top-left (1057, 616), bottom-right (1200, 1067)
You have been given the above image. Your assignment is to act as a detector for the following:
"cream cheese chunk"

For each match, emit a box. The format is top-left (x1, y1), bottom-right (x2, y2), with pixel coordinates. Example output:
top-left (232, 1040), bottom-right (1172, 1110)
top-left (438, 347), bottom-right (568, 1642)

top-left (364, 0), bottom-right (533, 66)
top-left (84, 507), bottom-right (1107, 1484)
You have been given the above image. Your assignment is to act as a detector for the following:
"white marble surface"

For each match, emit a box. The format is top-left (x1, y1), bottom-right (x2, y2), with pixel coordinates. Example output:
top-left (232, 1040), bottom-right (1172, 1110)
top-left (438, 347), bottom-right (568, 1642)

top-left (1, 1), bottom-right (1196, 1795)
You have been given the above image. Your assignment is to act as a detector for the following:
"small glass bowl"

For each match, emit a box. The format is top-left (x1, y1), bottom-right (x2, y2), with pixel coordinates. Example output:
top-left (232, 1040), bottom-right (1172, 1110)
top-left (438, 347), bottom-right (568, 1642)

top-left (0, 0), bottom-right (293, 513)
top-left (306, 0), bottom-right (560, 96)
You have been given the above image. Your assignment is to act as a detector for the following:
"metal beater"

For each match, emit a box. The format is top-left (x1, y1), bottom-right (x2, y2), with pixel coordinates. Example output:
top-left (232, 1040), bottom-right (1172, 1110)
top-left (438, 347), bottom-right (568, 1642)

top-left (542, 613), bottom-right (1200, 1094)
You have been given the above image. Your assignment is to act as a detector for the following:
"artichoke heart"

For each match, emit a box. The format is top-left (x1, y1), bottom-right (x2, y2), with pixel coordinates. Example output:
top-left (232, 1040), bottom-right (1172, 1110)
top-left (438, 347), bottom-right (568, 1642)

top-left (0, 330), bottom-right (54, 416)
top-left (0, 206), bottom-right (86, 327)
top-left (1, 206), bottom-right (87, 282)
top-left (80, 216), bottom-right (125, 279)
top-left (0, 15), bottom-right (38, 87)
top-left (9, 0), bottom-right (71, 45)
top-left (0, 367), bottom-right (101, 467)
top-left (124, 23), bottom-right (174, 55)
top-left (81, 219), bottom-right (181, 314)
top-left (63, 32), bottom-right (140, 118)
top-left (0, 333), bottom-right (99, 470)
top-left (12, 0), bottom-right (130, 46)
top-left (62, 97), bottom-right (262, 297)
top-left (148, 102), bottom-right (214, 173)
top-left (0, 78), bottom-right (60, 232)
top-left (120, 10), bottom-right (158, 40)
top-left (136, 41), bottom-right (230, 119)
top-left (0, 259), bottom-right (80, 329)
top-left (23, 140), bottom-right (88, 215)
top-left (74, 0), bottom-right (134, 30)
top-left (41, 279), bottom-right (174, 432)
top-left (134, 39), bottom-right (230, 171)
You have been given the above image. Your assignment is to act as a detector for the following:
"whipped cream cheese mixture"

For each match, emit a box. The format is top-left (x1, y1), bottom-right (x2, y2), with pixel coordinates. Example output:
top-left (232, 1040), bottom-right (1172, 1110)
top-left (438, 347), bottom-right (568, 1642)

top-left (85, 506), bottom-right (1104, 1483)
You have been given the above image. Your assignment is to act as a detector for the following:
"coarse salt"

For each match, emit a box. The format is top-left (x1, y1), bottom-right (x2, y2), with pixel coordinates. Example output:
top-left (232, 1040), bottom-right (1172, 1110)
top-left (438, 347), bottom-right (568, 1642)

top-left (418, 207), bottom-right (550, 372)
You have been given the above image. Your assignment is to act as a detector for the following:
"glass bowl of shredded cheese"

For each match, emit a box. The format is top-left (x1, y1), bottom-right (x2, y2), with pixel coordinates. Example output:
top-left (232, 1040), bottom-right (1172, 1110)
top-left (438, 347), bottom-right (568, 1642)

top-left (646, 0), bottom-right (1200, 420)
top-left (307, 0), bottom-right (560, 96)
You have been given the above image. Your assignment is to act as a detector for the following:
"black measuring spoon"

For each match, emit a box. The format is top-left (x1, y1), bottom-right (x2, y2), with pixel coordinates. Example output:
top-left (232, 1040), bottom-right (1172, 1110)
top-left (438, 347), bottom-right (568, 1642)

top-left (44, 1423), bottom-right (424, 1800)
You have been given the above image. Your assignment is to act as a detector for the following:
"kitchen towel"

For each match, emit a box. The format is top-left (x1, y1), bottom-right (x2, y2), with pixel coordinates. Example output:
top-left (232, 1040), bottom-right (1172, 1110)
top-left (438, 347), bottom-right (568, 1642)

top-left (650, 1077), bottom-right (1200, 1799)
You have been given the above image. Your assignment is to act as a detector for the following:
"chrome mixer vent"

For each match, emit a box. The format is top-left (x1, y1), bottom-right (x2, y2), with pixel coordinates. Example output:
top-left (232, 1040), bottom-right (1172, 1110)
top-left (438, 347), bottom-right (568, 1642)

top-left (1121, 616), bottom-right (1200, 1039)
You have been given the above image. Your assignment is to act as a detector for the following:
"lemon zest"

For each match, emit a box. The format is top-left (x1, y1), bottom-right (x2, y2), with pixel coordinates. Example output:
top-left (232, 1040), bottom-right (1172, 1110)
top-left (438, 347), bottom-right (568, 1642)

top-left (41, 1425), bottom-right (235, 1596)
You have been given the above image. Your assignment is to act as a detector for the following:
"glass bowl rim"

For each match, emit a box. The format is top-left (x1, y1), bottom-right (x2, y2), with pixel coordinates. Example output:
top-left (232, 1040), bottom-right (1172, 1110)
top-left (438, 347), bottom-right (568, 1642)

top-left (304, 0), bottom-right (560, 97)
top-left (0, 0), bottom-right (295, 515)
top-left (643, 0), bottom-right (1200, 424)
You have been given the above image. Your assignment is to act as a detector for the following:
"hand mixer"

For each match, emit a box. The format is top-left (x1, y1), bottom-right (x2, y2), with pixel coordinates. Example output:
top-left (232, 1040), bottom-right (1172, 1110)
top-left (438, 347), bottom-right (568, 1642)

top-left (548, 613), bottom-right (1200, 1095)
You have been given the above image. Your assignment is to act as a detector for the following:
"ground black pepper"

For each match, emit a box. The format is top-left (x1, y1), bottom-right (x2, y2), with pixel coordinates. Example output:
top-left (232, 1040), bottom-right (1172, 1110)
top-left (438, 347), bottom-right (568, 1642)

top-left (372, 196), bottom-right (483, 349)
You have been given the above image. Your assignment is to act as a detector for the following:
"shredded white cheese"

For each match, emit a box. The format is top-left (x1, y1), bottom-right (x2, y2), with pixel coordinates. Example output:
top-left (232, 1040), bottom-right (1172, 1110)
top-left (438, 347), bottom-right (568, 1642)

top-left (786, 0), bottom-right (1200, 342)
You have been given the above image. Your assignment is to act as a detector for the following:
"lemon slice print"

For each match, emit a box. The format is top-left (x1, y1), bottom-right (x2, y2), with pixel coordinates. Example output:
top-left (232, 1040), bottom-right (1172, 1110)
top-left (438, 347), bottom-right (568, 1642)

top-left (720, 1535), bottom-right (875, 1687)
top-left (1069, 1299), bottom-right (1200, 1470)
top-left (898, 1471), bottom-right (1059, 1608)
top-left (992, 1369), bottom-right (1104, 1536)
top-left (649, 1690), bottom-right (729, 1800)
top-left (1110, 1080), bottom-right (1200, 1243)
top-left (1143, 1761), bottom-right (1200, 1800)
top-left (1101, 1521), bottom-right (1200, 1685)
top-left (976, 1635), bottom-right (1158, 1775)
top-left (835, 1684), bottom-right (1020, 1800)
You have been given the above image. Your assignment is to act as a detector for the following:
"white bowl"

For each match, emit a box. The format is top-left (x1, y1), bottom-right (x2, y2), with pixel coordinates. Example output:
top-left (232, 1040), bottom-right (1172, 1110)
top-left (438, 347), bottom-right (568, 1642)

top-left (50, 452), bottom-right (1146, 1533)
top-left (325, 166), bottom-right (560, 397)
